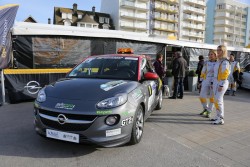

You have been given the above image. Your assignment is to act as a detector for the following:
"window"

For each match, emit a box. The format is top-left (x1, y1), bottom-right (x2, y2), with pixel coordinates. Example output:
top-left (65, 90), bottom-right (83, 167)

top-left (105, 18), bottom-right (109, 24)
top-left (99, 17), bottom-right (104, 23)
top-left (78, 15), bottom-right (82, 19)
top-left (86, 24), bottom-right (92, 28)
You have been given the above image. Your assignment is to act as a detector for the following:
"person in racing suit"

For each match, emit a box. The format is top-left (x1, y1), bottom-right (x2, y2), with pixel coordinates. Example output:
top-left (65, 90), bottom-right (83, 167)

top-left (211, 45), bottom-right (230, 125)
top-left (227, 53), bottom-right (240, 96)
top-left (199, 50), bottom-right (217, 118)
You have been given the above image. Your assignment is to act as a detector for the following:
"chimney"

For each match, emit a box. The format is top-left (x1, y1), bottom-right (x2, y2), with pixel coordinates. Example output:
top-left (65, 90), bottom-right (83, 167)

top-left (73, 3), bottom-right (77, 13)
top-left (92, 6), bottom-right (95, 15)
top-left (48, 18), bottom-right (51, 24)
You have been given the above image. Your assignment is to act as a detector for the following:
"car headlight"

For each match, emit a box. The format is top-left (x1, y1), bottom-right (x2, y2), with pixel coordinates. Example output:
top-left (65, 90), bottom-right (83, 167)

top-left (96, 94), bottom-right (127, 109)
top-left (37, 88), bottom-right (46, 102)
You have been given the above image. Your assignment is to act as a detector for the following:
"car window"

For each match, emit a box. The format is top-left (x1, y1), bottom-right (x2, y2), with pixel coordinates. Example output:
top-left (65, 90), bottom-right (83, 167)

top-left (140, 58), bottom-right (153, 80)
top-left (68, 56), bottom-right (138, 80)
top-left (245, 64), bottom-right (250, 72)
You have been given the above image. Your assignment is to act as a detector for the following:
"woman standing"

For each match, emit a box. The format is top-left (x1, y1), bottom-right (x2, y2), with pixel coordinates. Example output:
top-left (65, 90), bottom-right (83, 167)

top-left (199, 50), bottom-right (217, 118)
top-left (212, 45), bottom-right (230, 125)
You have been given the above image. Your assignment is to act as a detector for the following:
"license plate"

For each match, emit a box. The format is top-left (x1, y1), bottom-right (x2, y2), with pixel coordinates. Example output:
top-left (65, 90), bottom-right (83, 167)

top-left (46, 129), bottom-right (79, 143)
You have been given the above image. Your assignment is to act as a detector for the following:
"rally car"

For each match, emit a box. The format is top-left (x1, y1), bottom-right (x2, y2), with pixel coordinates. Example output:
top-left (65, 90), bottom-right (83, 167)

top-left (34, 49), bottom-right (163, 147)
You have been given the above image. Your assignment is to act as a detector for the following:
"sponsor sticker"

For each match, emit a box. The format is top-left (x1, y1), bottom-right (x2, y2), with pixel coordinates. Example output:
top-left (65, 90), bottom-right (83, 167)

top-left (106, 128), bottom-right (121, 137)
top-left (100, 80), bottom-right (127, 91)
top-left (121, 116), bottom-right (133, 127)
top-left (121, 110), bottom-right (132, 116)
top-left (132, 89), bottom-right (143, 100)
top-left (55, 103), bottom-right (75, 110)
top-left (96, 110), bottom-right (113, 115)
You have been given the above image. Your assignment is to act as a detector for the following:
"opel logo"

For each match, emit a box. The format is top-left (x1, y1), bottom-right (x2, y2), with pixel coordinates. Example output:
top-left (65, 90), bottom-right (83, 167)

top-left (24, 81), bottom-right (42, 94)
top-left (57, 114), bottom-right (68, 125)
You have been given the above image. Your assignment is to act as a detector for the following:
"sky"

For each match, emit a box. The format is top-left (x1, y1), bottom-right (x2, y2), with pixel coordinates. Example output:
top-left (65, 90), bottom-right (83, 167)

top-left (1, 0), bottom-right (250, 24)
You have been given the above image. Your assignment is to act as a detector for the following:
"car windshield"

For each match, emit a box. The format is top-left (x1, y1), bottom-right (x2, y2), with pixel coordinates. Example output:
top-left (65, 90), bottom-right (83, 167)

top-left (68, 56), bottom-right (138, 80)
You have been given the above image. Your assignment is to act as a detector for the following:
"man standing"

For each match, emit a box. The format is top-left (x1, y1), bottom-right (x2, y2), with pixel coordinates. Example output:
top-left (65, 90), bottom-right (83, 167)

top-left (228, 53), bottom-right (240, 96)
top-left (196, 55), bottom-right (204, 93)
top-left (169, 51), bottom-right (187, 99)
top-left (153, 53), bottom-right (165, 83)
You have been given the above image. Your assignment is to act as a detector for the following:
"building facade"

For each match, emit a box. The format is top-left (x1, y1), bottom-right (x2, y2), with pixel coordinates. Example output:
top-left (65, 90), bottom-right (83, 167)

top-left (179, 0), bottom-right (206, 43)
top-left (101, 0), bottom-right (150, 33)
top-left (101, 0), bottom-right (206, 42)
top-left (53, 3), bottom-right (114, 30)
top-left (206, 0), bottom-right (250, 47)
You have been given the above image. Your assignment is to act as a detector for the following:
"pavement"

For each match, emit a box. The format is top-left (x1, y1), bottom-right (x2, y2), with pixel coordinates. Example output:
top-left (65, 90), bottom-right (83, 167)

top-left (147, 88), bottom-right (250, 167)
top-left (0, 87), bottom-right (250, 167)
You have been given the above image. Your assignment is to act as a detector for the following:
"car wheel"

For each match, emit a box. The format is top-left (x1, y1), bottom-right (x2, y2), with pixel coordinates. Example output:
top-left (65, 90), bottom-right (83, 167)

top-left (130, 105), bottom-right (144, 145)
top-left (155, 90), bottom-right (162, 110)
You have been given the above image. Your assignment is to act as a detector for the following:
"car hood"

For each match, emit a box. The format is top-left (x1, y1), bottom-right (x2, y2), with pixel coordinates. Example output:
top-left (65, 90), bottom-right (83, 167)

top-left (45, 78), bottom-right (139, 101)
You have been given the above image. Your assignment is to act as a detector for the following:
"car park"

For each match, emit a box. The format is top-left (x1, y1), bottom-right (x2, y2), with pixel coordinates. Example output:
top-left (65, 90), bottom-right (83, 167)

top-left (241, 64), bottom-right (250, 89)
top-left (34, 49), bottom-right (163, 147)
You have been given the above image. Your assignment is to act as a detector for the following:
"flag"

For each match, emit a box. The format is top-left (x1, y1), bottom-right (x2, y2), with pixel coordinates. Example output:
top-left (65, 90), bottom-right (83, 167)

top-left (0, 4), bottom-right (19, 69)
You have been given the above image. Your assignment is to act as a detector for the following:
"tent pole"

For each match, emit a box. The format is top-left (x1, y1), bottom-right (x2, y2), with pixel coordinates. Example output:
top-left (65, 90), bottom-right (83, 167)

top-left (1, 70), bottom-right (5, 105)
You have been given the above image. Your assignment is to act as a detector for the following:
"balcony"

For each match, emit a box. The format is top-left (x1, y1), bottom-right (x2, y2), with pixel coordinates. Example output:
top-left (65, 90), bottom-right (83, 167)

top-left (214, 28), bottom-right (234, 35)
top-left (153, 25), bottom-right (177, 33)
top-left (183, 0), bottom-right (206, 8)
top-left (120, 1), bottom-right (148, 11)
top-left (215, 12), bottom-right (232, 18)
top-left (156, 0), bottom-right (179, 5)
top-left (183, 6), bottom-right (205, 15)
top-left (183, 15), bottom-right (205, 23)
top-left (154, 6), bottom-right (178, 14)
top-left (182, 23), bottom-right (205, 30)
top-left (120, 22), bottom-right (147, 30)
top-left (154, 16), bottom-right (178, 23)
top-left (214, 20), bottom-right (234, 27)
top-left (120, 12), bottom-right (148, 21)
top-left (182, 31), bottom-right (204, 38)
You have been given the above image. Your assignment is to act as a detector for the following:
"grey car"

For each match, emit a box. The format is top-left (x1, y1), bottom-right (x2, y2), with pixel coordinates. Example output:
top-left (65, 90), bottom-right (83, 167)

top-left (34, 54), bottom-right (163, 147)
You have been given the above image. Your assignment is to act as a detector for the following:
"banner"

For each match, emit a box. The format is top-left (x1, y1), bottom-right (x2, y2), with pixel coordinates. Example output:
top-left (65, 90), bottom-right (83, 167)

top-left (0, 4), bottom-right (19, 69)
top-left (4, 69), bottom-right (71, 103)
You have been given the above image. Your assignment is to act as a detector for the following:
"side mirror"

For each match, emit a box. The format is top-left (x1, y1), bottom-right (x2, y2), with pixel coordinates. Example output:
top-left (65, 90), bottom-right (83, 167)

top-left (144, 72), bottom-right (159, 80)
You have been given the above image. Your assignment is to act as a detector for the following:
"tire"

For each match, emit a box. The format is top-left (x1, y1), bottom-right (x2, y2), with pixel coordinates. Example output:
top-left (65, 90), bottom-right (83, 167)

top-left (155, 90), bottom-right (162, 110)
top-left (130, 105), bottom-right (144, 145)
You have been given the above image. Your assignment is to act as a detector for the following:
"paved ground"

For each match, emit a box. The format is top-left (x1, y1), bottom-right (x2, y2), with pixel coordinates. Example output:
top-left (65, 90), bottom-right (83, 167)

top-left (148, 88), bottom-right (250, 167)
top-left (0, 88), bottom-right (250, 167)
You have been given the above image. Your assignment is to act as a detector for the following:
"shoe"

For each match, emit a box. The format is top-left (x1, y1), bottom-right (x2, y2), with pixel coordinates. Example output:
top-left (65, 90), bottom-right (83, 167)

top-left (205, 112), bottom-right (211, 118)
top-left (232, 91), bottom-right (236, 96)
top-left (169, 96), bottom-right (177, 99)
top-left (199, 109), bottom-right (208, 115)
top-left (177, 96), bottom-right (183, 99)
top-left (210, 116), bottom-right (219, 121)
top-left (212, 118), bottom-right (224, 125)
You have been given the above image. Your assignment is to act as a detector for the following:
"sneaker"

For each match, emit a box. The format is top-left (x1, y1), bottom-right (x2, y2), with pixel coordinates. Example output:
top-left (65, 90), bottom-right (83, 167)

top-left (212, 118), bottom-right (224, 125)
top-left (205, 112), bottom-right (211, 118)
top-left (199, 109), bottom-right (207, 115)
top-left (210, 116), bottom-right (219, 121)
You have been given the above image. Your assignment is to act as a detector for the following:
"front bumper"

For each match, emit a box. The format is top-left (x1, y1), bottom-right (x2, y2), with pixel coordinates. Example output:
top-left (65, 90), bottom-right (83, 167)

top-left (34, 103), bottom-right (136, 147)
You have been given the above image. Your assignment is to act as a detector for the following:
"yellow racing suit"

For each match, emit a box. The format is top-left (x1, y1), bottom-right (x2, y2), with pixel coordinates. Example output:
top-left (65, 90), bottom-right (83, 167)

top-left (199, 60), bottom-right (217, 113)
top-left (213, 58), bottom-right (230, 119)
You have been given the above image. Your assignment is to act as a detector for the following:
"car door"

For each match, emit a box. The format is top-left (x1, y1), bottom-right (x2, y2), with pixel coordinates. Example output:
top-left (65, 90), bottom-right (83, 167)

top-left (139, 58), bottom-right (160, 117)
top-left (242, 64), bottom-right (250, 89)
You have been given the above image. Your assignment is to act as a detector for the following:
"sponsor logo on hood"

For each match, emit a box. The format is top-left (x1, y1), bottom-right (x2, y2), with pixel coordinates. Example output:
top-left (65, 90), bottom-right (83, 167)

top-left (100, 80), bottom-right (127, 91)
top-left (55, 103), bottom-right (75, 110)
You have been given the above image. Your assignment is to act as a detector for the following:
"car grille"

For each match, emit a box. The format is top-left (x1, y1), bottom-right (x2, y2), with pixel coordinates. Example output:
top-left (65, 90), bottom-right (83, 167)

top-left (38, 109), bottom-right (98, 131)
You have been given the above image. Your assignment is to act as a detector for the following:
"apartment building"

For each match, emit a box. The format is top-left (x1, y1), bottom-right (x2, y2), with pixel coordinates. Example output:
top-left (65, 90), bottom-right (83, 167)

top-left (101, 0), bottom-right (206, 42)
top-left (206, 0), bottom-right (250, 47)
top-left (150, 0), bottom-right (179, 40)
top-left (101, 0), bottom-right (150, 33)
top-left (179, 0), bottom-right (206, 43)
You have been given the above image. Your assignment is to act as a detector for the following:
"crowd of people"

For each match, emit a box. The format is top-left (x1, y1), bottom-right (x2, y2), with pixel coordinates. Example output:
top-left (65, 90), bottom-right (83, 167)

top-left (153, 45), bottom-right (240, 125)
